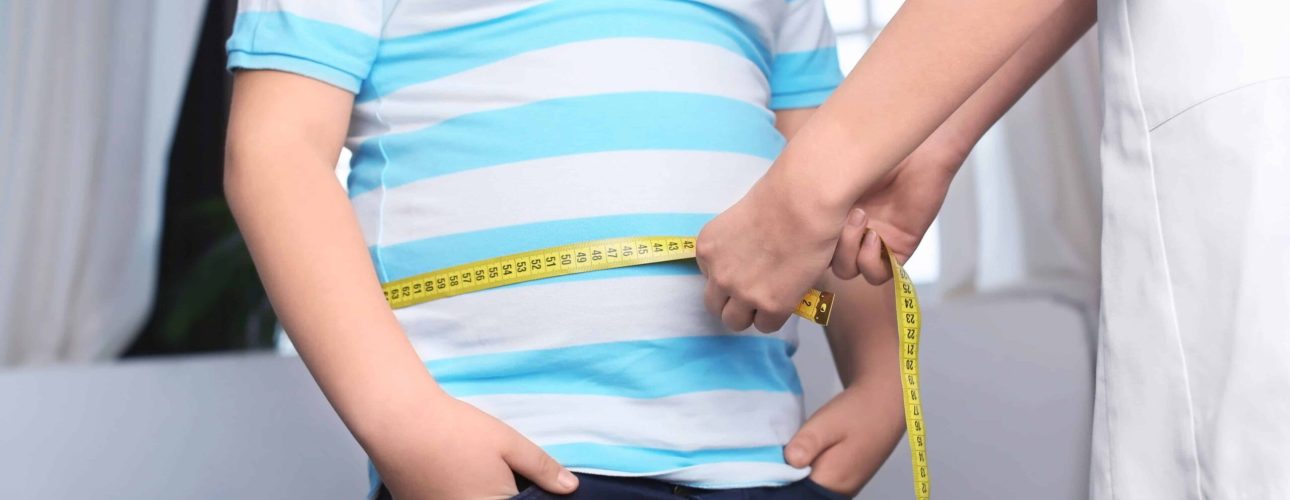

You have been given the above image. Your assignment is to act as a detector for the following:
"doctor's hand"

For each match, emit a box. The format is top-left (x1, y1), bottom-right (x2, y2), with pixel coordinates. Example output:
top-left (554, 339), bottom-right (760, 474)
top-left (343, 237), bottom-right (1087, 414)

top-left (696, 169), bottom-right (850, 333)
top-left (697, 138), bottom-right (962, 333)
top-left (368, 394), bottom-right (578, 499)
top-left (831, 144), bottom-right (962, 285)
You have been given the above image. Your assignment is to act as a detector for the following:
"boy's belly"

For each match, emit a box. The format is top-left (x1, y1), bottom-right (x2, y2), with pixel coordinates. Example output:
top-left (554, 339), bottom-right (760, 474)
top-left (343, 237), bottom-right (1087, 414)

top-left (395, 272), bottom-right (809, 487)
top-left (355, 113), bottom-right (802, 486)
top-left (398, 271), bottom-right (801, 364)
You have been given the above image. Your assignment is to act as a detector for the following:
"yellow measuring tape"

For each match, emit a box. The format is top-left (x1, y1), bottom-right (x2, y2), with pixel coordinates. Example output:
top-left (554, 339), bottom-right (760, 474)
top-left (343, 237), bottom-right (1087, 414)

top-left (887, 241), bottom-right (930, 500)
top-left (380, 235), bottom-right (927, 499)
top-left (382, 236), bottom-right (833, 325)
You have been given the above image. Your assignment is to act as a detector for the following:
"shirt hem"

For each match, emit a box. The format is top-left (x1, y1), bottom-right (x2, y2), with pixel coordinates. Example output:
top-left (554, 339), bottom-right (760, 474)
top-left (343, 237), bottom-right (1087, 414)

top-left (227, 50), bottom-right (363, 94)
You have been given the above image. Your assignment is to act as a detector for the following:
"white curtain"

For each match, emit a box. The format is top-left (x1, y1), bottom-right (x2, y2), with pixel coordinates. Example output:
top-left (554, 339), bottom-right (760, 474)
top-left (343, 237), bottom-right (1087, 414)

top-left (0, 0), bottom-right (206, 365)
top-left (938, 33), bottom-right (1104, 330)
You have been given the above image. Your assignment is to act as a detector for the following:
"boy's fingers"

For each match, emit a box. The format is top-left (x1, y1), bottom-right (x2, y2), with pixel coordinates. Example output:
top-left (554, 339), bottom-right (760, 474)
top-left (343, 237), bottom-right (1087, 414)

top-left (502, 436), bottom-right (579, 494)
top-left (857, 230), bottom-right (894, 285)
top-left (808, 441), bottom-right (863, 497)
top-left (721, 299), bottom-right (755, 331)
top-left (831, 209), bottom-right (867, 280)
top-left (784, 416), bottom-right (845, 468)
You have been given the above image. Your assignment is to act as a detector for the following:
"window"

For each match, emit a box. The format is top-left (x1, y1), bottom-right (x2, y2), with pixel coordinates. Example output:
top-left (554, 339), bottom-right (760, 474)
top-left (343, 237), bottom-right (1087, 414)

top-left (826, 0), bottom-right (903, 72)
top-left (825, 0), bottom-right (940, 284)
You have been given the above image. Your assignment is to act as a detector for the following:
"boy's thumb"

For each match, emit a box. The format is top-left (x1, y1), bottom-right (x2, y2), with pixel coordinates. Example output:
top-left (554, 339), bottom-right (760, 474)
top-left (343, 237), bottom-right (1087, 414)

top-left (784, 418), bottom-right (843, 468)
top-left (503, 438), bottom-right (579, 494)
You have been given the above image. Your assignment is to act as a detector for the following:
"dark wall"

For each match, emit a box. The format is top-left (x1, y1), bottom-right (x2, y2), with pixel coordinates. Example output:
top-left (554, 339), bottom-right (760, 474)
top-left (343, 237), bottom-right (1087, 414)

top-left (127, 0), bottom-right (276, 356)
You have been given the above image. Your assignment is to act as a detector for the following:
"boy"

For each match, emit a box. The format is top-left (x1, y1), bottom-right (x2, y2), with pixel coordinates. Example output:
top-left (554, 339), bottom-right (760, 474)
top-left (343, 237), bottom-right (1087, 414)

top-left (224, 1), bottom-right (906, 498)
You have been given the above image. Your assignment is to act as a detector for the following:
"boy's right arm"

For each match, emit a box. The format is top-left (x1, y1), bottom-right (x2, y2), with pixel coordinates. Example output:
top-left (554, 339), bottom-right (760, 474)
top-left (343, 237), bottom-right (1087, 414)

top-left (225, 70), bottom-right (578, 499)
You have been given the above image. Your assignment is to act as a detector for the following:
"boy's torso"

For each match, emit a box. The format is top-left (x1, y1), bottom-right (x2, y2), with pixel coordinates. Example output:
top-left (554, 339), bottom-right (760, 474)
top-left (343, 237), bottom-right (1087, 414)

top-left (235, 0), bottom-right (831, 488)
top-left (350, 1), bottom-right (808, 488)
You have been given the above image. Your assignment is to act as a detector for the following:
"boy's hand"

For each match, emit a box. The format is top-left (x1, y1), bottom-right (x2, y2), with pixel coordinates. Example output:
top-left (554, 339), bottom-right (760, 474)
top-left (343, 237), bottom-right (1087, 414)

top-left (369, 395), bottom-right (578, 500)
top-left (785, 387), bottom-right (906, 497)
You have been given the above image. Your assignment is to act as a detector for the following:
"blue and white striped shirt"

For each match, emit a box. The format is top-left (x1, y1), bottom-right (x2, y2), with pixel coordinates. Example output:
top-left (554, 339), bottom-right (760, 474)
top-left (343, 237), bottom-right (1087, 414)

top-left (227, 0), bottom-right (842, 490)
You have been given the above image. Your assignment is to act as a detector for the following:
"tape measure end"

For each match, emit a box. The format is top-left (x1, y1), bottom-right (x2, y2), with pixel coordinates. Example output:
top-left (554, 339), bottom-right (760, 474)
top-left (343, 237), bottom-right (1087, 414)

top-left (813, 291), bottom-right (834, 326)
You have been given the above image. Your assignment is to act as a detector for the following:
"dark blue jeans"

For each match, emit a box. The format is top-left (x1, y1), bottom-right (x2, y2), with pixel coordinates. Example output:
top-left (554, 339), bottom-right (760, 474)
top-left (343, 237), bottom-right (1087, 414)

top-left (375, 472), bottom-right (850, 500)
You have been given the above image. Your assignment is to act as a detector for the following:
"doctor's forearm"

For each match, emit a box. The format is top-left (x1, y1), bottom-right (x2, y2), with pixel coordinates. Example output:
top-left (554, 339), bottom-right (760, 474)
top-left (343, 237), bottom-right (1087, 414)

top-left (929, 0), bottom-right (1097, 164)
top-left (769, 0), bottom-right (1069, 210)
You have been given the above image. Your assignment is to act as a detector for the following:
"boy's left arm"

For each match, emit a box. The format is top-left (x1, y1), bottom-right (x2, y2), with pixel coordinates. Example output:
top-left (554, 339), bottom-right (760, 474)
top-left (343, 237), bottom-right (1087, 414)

top-left (774, 108), bottom-right (815, 139)
top-left (787, 273), bottom-right (907, 496)
top-left (775, 110), bottom-right (906, 496)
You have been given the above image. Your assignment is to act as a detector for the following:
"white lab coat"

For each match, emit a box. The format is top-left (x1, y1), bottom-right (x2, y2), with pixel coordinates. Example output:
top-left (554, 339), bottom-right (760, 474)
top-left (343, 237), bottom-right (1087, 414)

top-left (1092, 0), bottom-right (1290, 498)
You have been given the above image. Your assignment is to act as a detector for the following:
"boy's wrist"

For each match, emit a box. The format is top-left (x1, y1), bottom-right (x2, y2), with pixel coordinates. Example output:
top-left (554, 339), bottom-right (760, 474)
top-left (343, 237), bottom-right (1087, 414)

top-left (346, 377), bottom-right (453, 447)
top-left (841, 379), bottom-right (906, 425)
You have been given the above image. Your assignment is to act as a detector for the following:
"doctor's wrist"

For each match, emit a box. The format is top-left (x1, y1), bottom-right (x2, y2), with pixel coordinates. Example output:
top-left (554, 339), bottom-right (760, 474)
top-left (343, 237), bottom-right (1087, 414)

top-left (767, 126), bottom-right (867, 219)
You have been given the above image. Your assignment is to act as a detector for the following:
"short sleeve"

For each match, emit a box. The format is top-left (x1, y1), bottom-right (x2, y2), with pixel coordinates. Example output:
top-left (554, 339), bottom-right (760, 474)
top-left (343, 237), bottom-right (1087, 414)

top-left (225, 0), bottom-right (384, 94)
top-left (769, 0), bottom-right (845, 109)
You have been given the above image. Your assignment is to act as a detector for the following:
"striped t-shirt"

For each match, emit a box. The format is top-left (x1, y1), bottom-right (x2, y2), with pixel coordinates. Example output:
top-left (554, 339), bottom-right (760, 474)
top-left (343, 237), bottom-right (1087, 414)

top-left (227, 0), bottom-right (842, 490)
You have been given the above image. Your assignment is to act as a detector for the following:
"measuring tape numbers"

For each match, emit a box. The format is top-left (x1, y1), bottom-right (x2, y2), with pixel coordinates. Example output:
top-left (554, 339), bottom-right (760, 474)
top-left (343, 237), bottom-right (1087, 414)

top-left (380, 235), bottom-right (928, 498)
top-left (887, 241), bottom-right (930, 500)
top-left (381, 236), bottom-right (833, 325)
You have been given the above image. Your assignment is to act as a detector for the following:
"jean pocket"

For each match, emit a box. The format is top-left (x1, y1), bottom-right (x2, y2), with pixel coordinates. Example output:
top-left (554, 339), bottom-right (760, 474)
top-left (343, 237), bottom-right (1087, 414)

top-left (799, 478), bottom-right (851, 500)
top-left (510, 485), bottom-right (543, 500)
